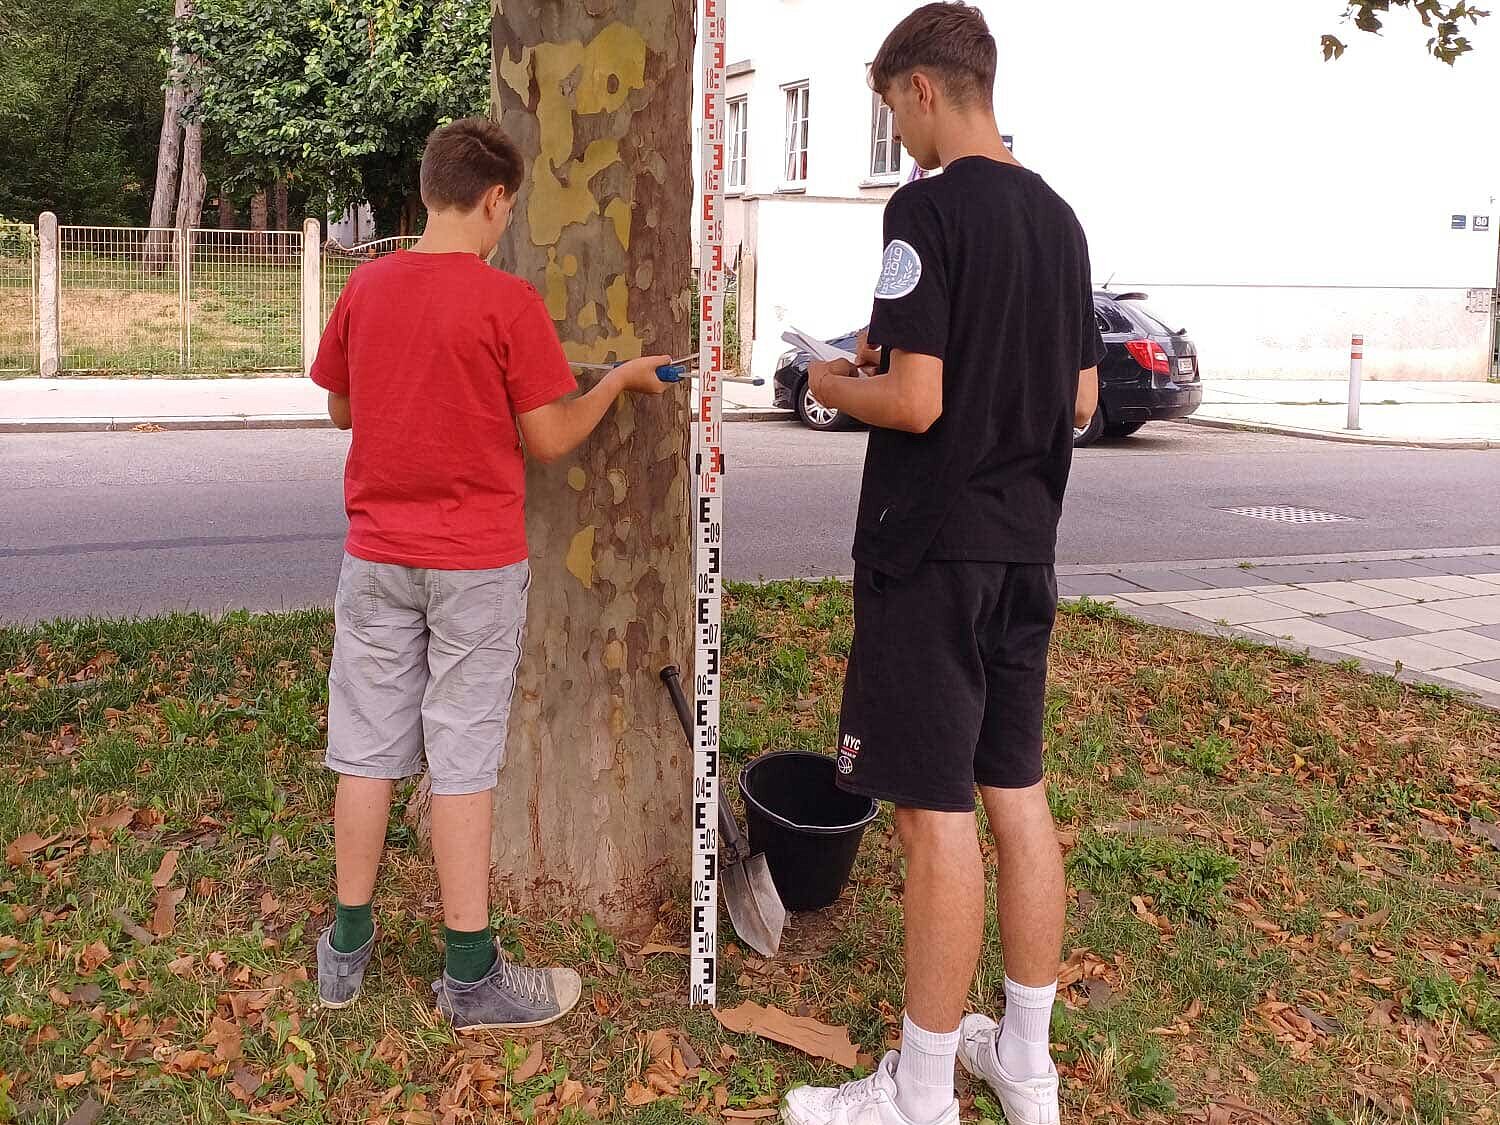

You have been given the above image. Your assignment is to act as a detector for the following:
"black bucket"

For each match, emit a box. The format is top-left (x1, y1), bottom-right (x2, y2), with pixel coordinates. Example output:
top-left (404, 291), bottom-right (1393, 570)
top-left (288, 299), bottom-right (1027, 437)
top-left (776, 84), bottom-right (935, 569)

top-left (739, 750), bottom-right (879, 912)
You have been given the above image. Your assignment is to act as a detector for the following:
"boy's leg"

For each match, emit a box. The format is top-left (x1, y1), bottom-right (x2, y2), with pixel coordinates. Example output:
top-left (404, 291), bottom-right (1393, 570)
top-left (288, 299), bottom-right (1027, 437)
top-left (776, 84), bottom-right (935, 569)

top-left (333, 775), bottom-right (395, 949)
top-left (320, 554), bottom-right (429, 1002)
top-left (957, 564), bottom-right (1064, 1123)
top-left (430, 788), bottom-right (496, 981)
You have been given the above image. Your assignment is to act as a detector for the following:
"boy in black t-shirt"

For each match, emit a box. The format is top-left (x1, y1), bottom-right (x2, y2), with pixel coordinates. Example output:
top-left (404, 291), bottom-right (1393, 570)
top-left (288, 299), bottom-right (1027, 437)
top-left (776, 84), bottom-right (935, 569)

top-left (782, 6), bottom-right (1102, 1125)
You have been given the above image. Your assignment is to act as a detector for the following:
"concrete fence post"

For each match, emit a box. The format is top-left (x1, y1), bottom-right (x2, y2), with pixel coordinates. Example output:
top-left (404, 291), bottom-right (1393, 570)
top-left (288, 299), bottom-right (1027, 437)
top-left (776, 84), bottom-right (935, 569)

top-left (1346, 333), bottom-right (1364, 432)
top-left (38, 212), bottom-right (60, 376)
top-left (301, 217), bottom-right (321, 376)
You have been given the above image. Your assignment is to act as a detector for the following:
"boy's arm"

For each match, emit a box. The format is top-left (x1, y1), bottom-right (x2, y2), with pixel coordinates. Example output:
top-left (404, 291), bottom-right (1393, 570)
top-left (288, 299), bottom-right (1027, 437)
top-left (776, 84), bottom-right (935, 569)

top-left (517, 355), bottom-right (672, 463)
top-left (327, 392), bottom-right (352, 430)
top-left (809, 351), bottom-right (942, 433)
top-left (1075, 366), bottom-right (1099, 429)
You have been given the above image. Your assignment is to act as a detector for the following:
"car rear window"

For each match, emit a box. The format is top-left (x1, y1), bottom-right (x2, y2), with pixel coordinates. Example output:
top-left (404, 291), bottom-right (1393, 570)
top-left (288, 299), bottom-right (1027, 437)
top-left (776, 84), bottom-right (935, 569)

top-left (1118, 300), bottom-right (1179, 336)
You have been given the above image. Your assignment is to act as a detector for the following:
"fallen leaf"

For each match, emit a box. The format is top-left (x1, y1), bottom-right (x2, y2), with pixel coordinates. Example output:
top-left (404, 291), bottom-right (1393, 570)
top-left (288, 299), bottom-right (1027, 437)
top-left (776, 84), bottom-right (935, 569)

top-left (87, 807), bottom-right (136, 835)
top-left (1470, 817), bottom-right (1500, 850)
top-left (166, 955), bottom-right (194, 977)
top-left (513, 1039), bottom-right (545, 1083)
top-left (1295, 1005), bottom-right (1344, 1036)
top-left (638, 943), bottom-right (691, 957)
top-left (110, 907), bottom-right (155, 947)
top-left (624, 1082), bottom-right (657, 1106)
top-left (713, 1001), bottom-right (859, 1068)
top-left (196, 876), bottom-right (217, 898)
top-left (151, 885), bottom-right (186, 937)
top-left (204, 1015), bottom-right (243, 1064)
top-left (62, 1094), bottom-right (106, 1125)
top-left (7, 832), bottom-right (61, 865)
top-left (79, 941), bottom-right (112, 974)
top-left (69, 983), bottom-right (103, 1007)
top-left (230, 1066), bottom-right (265, 1102)
top-left (151, 850), bottom-right (180, 888)
top-left (1366, 999), bottom-right (1398, 1027)
top-left (1084, 979), bottom-right (1117, 1010)
top-left (259, 891), bottom-right (281, 917)
top-left (724, 1111), bottom-right (780, 1120)
top-left (55, 1071), bottom-right (88, 1090)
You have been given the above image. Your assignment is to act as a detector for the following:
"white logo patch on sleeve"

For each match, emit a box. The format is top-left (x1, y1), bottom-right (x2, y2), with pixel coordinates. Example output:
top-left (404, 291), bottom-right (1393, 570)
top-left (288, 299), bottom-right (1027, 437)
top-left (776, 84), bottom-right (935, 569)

top-left (874, 239), bottom-right (922, 300)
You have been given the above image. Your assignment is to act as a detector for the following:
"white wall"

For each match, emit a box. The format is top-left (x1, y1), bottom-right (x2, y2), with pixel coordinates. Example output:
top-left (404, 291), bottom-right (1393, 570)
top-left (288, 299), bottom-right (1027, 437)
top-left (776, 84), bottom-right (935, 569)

top-left (701, 0), bottom-right (1500, 380)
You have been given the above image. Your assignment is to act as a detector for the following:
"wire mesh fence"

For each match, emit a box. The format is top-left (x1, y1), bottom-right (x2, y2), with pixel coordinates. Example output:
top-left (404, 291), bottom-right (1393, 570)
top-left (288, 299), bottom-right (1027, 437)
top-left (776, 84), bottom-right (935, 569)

top-left (58, 225), bottom-right (185, 370)
top-left (188, 228), bottom-right (302, 370)
top-left (0, 220), bottom-right (38, 372)
top-left (322, 236), bottom-right (419, 325)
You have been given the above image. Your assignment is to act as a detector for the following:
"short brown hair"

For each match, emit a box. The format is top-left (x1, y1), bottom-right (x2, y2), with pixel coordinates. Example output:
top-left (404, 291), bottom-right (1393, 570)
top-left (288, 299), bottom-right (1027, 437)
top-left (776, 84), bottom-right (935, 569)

top-left (419, 117), bottom-right (525, 210)
top-left (870, 2), bottom-right (997, 107)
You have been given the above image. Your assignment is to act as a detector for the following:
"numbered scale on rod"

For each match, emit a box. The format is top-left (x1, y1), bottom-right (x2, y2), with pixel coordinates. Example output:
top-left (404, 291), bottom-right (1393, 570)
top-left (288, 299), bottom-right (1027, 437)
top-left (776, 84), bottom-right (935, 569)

top-left (691, 0), bottom-right (727, 1008)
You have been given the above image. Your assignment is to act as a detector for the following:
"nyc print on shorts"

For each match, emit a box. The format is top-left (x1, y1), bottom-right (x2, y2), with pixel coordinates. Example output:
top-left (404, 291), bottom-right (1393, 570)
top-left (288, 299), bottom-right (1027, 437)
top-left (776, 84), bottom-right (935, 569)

top-left (837, 733), bottom-right (862, 775)
top-left (874, 239), bottom-right (922, 300)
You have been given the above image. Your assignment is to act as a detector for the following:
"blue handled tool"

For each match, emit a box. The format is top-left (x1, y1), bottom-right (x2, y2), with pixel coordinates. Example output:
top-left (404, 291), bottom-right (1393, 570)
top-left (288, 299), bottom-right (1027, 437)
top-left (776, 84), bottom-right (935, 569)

top-left (570, 354), bottom-right (697, 383)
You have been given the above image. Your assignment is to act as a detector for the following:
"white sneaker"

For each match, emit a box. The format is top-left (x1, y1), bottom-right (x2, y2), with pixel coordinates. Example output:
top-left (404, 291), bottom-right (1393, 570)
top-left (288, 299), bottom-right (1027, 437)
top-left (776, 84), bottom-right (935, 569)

top-left (782, 1051), bottom-right (960, 1125)
top-left (956, 1014), bottom-right (1060, 1125)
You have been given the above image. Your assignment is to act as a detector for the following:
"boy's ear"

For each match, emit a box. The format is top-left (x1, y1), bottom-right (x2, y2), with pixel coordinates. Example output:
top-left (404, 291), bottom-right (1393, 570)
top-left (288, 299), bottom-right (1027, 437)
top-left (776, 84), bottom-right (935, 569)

top-left (489, 184), bottom-right (511, 214)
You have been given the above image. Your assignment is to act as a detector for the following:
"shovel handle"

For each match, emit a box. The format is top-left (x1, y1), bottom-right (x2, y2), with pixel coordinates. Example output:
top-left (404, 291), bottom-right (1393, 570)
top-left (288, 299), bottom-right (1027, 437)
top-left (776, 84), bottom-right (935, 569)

top-left (659, 666), bottom-right (752, 859)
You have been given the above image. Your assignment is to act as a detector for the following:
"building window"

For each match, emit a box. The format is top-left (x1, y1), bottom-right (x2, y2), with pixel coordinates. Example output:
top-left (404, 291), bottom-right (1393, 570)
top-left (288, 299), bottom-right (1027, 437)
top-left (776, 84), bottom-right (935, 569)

top-left (870, 97), bottom-right (903, 179)
top-left (783, 83), bottom-right (809, 185)
top-left (728, 97), bottom-right (748, 191)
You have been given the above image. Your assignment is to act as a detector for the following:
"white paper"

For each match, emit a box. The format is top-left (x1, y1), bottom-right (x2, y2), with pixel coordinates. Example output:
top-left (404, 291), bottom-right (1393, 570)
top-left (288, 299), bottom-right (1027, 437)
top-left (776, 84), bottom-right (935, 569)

top-left (781, 326), bottom-right (857, 365)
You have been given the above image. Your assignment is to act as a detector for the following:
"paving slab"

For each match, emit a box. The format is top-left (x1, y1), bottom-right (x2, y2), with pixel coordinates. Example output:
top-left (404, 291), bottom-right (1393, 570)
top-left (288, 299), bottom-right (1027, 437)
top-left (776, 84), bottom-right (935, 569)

top-left (1435, 595), bottom-right (1500, 627)
top-left (1368, 603), bottom-right (1475, 631)
top-left (1258, 588), bottom-right (1358, 615)
top-left (1110, 569), bottom-right (1218, 593)
top-left (1058, 574), bottom-right (1139, 597)
top-left (1179, 595), bottom-right (1297, 626)
top-left (1419, 630), bottom-right (1500, 663)
top-left (1471, 624), bottom-right (1500, 642)
top-left (1187, 568), bottom-right (1282, 589)
top-left (1315, 610), bottom-right (1423, 640)
top-left (1337, 636), bottom-right (1474, 672)
top-left (1403, 556), bottom-right (1500, 576)
top-left (1415, 575), bottom-right (1500, 598)
top-left (1296, 581), bottom-right (1415, 609)
top-left (1449, 659), bottom-right (1500, 682)
top-left (1429, 666), bottom-right (1500, 698)
top-left (1249, 618), bottom-right (1365, 649)
top-left (1357, 577), bottom-right (1478, 602)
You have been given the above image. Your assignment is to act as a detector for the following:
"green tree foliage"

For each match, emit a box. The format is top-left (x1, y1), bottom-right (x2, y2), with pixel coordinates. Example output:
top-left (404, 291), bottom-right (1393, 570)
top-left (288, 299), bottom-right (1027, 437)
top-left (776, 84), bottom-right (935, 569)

top-left (1325, 0), bottom-right (1490, 63)
top-left (0, 0), bottom-right (172, 224)
top-left (174, 0), bottom-right (491, 236)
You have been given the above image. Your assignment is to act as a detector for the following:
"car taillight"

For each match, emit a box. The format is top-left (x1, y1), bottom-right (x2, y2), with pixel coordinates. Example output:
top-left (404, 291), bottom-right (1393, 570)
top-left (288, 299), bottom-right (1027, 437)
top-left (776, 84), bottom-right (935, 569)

top-left (1125, 339), bottom-right (1171, 376)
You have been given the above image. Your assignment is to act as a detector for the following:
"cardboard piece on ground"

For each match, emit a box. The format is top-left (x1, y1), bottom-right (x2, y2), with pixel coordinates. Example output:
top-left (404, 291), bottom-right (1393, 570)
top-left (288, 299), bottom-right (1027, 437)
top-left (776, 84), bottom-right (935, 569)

top-left (713, 1001), bottom-right (859, 1069)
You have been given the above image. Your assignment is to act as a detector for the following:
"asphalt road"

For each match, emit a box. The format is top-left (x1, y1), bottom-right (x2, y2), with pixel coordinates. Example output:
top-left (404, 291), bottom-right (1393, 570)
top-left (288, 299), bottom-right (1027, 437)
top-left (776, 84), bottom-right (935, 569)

top-left (2, 422), bottom-right (1497, 622)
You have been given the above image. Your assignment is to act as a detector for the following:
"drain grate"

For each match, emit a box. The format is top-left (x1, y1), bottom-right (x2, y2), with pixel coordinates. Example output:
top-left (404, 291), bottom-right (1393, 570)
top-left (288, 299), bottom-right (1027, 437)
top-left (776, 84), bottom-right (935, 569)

top-left (1219, 505), bottom-right (1357, 524)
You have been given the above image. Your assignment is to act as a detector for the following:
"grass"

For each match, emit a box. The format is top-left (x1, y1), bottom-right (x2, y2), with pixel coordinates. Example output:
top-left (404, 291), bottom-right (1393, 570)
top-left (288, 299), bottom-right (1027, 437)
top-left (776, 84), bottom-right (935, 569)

top-left (1, 585), bottom-right (1499, 1123)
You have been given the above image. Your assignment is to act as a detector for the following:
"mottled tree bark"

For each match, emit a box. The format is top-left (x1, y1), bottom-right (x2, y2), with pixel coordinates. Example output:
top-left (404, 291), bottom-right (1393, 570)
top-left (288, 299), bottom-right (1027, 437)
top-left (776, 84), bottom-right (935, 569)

top-left (483, 0), bottom-right (696, 937)
top-left (174, 122), bottom-right (206, 236)
top-left (146, 0), bottom-right (192, 269)
top-left (248, 189), bottom-right (268, 252)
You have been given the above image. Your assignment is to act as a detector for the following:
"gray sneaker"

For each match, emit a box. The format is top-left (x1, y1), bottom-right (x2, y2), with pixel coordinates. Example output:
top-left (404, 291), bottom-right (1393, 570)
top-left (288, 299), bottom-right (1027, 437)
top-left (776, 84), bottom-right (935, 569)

top-left (432, 941), bottom-right (583, 1031)
top-left (317, 926), bottom-right (376, 1009)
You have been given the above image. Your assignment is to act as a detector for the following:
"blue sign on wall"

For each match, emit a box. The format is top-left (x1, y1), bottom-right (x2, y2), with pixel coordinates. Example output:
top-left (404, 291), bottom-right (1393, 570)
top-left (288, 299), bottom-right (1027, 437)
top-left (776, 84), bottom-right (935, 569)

top-left (1452, 214), bottom-right (1468, 230)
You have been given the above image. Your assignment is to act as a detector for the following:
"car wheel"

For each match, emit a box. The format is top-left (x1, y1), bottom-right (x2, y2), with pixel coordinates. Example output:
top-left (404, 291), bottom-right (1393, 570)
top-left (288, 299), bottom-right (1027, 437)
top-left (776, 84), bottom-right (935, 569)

top-left (796, 378), bottom-right (850, 432)
top-left (1104, 420), bottom-right (1146, 439)
top-left (1073, 408), bottom-right (1105, 447)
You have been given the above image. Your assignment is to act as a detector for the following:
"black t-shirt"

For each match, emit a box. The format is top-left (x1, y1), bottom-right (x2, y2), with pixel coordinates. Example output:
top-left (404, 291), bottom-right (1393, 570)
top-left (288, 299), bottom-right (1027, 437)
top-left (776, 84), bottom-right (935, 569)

top-left (855, 157), bottom-right (1106, 577)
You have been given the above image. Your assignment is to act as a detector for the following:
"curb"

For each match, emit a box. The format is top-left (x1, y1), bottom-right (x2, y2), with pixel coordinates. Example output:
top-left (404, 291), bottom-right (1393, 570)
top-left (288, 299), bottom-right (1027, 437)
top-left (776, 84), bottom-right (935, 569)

top-left (1182, 415), bottom-right (1497, 451)
top-left (0, 409), bottom-right (798, 434)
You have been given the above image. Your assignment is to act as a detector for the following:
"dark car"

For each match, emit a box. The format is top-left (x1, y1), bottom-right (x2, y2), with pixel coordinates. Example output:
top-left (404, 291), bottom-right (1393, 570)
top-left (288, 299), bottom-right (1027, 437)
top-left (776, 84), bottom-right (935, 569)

top-left (772, 292), bottom-right (1202, 444)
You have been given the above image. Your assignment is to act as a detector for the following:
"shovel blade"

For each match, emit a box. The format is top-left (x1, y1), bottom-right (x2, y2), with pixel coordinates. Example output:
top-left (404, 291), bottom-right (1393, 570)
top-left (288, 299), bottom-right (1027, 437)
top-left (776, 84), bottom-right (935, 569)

top-left (722, 854), bottom-right (787, 958)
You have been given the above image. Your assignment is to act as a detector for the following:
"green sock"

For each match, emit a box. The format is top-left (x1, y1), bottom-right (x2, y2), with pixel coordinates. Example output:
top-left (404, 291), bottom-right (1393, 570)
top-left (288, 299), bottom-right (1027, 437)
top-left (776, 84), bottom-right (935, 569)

top-left (332, 901), bottom-right (374, 953)
top-left (444, 925), bottom-right (496, 983)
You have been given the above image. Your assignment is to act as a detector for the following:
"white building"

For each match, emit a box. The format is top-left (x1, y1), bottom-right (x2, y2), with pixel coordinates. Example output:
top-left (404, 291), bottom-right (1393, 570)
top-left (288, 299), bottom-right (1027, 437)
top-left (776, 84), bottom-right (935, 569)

top-left (701, 0), bottom-right (1500, 384)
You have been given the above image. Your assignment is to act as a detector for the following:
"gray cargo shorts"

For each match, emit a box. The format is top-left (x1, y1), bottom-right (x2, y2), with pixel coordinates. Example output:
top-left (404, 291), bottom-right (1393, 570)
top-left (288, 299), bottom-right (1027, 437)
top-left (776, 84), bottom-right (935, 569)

top-left (326, 552), bottom-right (529, 796)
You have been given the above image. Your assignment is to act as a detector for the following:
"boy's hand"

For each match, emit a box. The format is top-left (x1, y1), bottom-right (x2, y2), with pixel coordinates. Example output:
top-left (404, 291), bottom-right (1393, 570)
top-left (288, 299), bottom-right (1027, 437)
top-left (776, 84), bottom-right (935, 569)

top-left (853, 330), bottom-right (882, 372)
top-left (809, 358), bottom-right (857, 402)
top-left (614, 354), bottom-right (676, 395)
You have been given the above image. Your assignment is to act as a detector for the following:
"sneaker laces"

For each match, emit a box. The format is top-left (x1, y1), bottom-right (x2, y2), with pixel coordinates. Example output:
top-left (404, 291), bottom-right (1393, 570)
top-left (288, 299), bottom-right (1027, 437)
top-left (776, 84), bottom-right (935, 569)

top-left (829, 1068), bottom-right (885, 1109)
top-left (494, 958), bottom-right (551, 1007)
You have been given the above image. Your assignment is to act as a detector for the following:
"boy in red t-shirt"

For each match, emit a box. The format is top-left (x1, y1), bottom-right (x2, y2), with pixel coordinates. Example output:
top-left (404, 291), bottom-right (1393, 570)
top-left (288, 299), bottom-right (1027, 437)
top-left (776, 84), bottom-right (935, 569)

top-left (310, 117), bottom-right (671, 1029)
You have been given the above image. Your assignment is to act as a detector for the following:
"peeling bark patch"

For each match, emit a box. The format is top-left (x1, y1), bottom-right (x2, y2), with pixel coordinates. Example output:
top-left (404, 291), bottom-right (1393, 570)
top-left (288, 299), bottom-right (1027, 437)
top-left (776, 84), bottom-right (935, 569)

top-left (603, 637), bottom-right (626, 670)
top-left (605, 199), bottom-right (632, 250)
top-left (567, 466), bottom-right (587, 492)
top-left (607, 469), bottom-right (627, 504)
top-left (566, 525), bottom-right (597, 588)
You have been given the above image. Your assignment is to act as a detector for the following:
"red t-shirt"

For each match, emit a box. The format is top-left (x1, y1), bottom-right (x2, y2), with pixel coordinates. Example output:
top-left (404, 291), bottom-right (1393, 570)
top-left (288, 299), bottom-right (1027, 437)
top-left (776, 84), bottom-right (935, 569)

top-left (311, 250), bottom-right (576, 570)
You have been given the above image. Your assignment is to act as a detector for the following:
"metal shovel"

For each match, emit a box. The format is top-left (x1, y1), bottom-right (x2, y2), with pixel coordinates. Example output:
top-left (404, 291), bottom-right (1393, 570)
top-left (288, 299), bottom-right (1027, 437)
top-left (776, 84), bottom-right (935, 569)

top-left (660, 666), bottom-right (786, 958)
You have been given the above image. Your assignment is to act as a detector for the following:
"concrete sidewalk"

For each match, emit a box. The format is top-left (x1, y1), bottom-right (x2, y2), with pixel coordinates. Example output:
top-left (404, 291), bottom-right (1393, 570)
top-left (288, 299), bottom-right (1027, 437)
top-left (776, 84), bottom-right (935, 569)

top-left (0, 376), bottom-right (791, 431)
top-left (1061, 546), bottom-right (1500, 709)
top-left (1190, 379), bottom-right (1500, 448)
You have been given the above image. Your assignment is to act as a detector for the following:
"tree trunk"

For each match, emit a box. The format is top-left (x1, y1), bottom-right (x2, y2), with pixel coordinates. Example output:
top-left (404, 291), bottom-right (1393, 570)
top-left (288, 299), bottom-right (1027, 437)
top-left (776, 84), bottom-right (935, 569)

top-left (484, 1), bottom-right (696, 937)
top-left (248, 189), bottom-right (268, 252)
top-left (274, 179), bottom-right (289, 230)
top-left (174, 122), bottom-right (206, 236)
top-left (218, 189), bottom-right (237, 231)
top-left (145, 0), bottom-right (192, 270)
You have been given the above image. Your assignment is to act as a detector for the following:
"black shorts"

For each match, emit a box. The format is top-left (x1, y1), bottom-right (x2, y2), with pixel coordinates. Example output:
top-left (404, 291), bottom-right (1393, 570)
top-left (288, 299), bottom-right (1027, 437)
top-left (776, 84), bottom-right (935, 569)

top-left (835, 560), bottom-right (1057, 812)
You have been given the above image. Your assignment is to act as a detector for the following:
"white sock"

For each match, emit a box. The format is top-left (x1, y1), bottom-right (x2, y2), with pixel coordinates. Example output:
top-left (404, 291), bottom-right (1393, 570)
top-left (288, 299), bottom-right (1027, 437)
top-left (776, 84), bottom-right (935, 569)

top-left (997, 976), bottom-right (1057, 1079)
top-left (894, 1014), bottom-right (958, 1122)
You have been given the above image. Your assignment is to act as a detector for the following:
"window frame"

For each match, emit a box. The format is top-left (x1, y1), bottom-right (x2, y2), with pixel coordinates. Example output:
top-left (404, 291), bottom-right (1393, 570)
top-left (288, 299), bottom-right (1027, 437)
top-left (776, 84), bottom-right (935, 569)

top-left (868, 94), bottom-right (903, 181)
top-left (781, 81), bottom-right (810, 188)
top-left (727, 95), bottom-right (748, 192)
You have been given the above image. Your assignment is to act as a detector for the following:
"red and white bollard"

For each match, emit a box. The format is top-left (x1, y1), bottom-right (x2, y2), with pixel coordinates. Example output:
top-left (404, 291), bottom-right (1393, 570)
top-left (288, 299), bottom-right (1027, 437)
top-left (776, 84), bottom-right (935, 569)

top-left (1347, 334), bottom-right (1364, 431)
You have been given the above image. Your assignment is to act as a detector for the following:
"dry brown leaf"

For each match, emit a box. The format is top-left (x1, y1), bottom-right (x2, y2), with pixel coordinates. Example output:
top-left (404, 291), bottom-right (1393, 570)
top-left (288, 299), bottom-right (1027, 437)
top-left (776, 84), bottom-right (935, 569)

top-left (110, 906), bottom-right (155, 947)
top-left (7, 832), bottom-right (61, 866)
top-left (512, 1039), bottom-right (545, 1083)
top-left (259, 891), bottom-right (281, 917)
top-left (79, 940), bottom-right (112, 974)
top-left (204, 1015), bottom-right (243, 1064)
top-left (54, 1071), bottom-right (88, 1090)
top-left (229, 1067), bottom-right (263, 1103)
top-left (62, 1094), bottom-right (106, 1125)
top-left (624, 1082), bottom-right (657, 1106)
top-left (723, 1111), bottom-right (779, 1121)
top-left (713, 1001), bottom-right (859, 1068)
top-left (151, 850), bottom-right (180, 888)
top-left (167, 955), bottom-right (194, 977)
top-left (151, 885), bottom-right (185, 937)
top-left (87, 807), bottom-right (136, 835)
